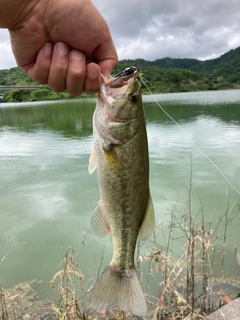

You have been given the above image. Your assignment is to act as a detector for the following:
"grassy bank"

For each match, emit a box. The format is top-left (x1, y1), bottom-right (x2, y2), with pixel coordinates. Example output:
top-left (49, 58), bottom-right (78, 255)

top-left (1, 167), bottom-right (240, 319)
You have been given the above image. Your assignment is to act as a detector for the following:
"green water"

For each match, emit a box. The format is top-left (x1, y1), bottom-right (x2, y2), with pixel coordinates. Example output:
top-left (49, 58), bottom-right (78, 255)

top-left (0, 91), bottom-right (240, 302)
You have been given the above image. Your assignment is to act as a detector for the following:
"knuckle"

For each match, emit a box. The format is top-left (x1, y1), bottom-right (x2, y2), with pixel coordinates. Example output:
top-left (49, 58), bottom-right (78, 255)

top-left (49, 83), bottom-right (65, 93)
top-left (29, 70), bottom-right (48, 85)
top-left (55, 63), bottom-right (68, 74)
top-left (84, 78), bottom-right (100, 94)
top-left (67, 79), bottom-right (84, 96)
top-left (68, 88), bottom-right (83, 97)
top-left (69, 63), bottom-right (86, 79)
top-left (70, 69), bottom-right (84, 79)
top-left (48, 77), bottom-right (65, 92)
top-left (37, 78), bottom-right (48, 85)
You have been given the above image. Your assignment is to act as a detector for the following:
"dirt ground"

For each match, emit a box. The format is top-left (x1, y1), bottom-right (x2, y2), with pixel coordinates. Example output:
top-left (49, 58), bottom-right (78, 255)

top-left (1, 278), bottom-right (240, 320)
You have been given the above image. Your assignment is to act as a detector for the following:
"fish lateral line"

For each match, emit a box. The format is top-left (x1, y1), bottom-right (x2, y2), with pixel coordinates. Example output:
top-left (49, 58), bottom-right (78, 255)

top-left (139, 77), bottom-right (240, 196)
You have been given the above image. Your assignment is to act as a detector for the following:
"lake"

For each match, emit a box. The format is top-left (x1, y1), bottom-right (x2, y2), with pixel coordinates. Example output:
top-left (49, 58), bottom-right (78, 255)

top-left (0, 90), bottom-right (240, 305)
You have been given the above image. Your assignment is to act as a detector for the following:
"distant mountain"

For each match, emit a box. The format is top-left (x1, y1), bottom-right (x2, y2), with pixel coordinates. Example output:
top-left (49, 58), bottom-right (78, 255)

top-left (0, 67), bottom-right (36, 86)
top-left (0, 46), bottom-right (240, 101)
top-left (120, 57), bottom-right (200, 70)
top-left (119, 46), bottom-right (240, 84)
top-left (191, 46), bottom-right (240, 83)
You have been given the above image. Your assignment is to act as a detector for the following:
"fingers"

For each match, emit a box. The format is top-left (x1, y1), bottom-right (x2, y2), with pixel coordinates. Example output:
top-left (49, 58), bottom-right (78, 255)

top-left (26, 43), bottom-right (53, 84)
top-left (93, 37), bottom-right (118, 78)
top-left (26, 41), bottom-right (117, 96)
top-left (98, 58), bottom-right (118, 78)
top-left (84, 63), bottom-right (101, 94)
top-left (48, 42), bottom-right (69, 92)
top-left (66, 49), bottom-right (86, 96)
top-left (26, 42), bottom-right (101, 96)
top-left (46, 42), bottom-right (88, 95)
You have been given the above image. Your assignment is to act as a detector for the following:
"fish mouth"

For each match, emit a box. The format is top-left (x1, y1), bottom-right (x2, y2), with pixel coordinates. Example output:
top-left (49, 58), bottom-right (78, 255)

top-left (101, 68), bottom-right (138, 99)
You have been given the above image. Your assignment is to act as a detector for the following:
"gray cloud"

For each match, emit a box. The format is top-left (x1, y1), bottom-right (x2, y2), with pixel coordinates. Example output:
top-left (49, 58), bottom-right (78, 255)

top-left (0, 29), bottom-right (15, 69)
top-left (1, 0), bottom-right (240, 69)
top-left (92, 0), bottom-right (240, 60)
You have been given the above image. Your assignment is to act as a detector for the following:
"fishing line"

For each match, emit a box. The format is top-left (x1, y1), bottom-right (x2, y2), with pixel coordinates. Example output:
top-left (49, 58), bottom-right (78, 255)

top-left (140, 78), bottom-right (240, 196)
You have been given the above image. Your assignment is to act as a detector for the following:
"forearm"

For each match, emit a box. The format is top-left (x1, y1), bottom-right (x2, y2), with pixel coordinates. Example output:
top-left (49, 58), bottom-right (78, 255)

top-left (0, 0), bottom-right (39, 28)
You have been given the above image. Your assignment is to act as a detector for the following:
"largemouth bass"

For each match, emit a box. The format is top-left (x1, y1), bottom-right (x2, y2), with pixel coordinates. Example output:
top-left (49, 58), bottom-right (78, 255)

top-left (88, 67), bottom-right (155, 316)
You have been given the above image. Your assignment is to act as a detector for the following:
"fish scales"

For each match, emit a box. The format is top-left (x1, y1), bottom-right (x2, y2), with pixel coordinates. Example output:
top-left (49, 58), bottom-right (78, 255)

top-left (88, 69), bottom-right (155, 316)
top-left (97, 125), bottom-right (149, 268)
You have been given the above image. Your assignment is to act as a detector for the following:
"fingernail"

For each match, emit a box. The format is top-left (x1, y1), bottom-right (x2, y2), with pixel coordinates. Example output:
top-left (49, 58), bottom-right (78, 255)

top-left (43, 43), bottom-right (52, 55)
top-left (70, 50), bottom-right (85, 61)
top-left (55, 42), bottom-right (68, 55)
top-left (87, 68), bottom-right (99, 79)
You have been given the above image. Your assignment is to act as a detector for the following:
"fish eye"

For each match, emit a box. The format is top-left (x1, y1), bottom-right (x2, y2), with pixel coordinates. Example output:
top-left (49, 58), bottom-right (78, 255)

top-left (129, 92), bottom-right (138, 103)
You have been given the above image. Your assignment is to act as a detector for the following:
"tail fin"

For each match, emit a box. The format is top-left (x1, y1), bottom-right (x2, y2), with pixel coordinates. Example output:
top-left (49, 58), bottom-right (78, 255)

top-left (89, 265), bottom-right (147, 316)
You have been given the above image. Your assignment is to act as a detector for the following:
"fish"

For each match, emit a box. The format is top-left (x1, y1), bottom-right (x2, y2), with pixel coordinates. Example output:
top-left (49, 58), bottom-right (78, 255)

top-left (88, 67), bottom-right (155, 316)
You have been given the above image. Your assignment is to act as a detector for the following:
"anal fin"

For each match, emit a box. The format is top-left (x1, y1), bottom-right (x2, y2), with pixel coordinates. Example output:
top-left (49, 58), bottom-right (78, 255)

top-left (90, 202), bottom-right (111, 239)
top-left (139, 194), bottom-right (155, 241)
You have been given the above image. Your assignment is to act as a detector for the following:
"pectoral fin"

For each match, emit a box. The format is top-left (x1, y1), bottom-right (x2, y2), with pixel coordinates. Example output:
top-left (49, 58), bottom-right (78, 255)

top-left (88, 148), bottom-right (97, 174)
top-left (90, 202), bottom-right (111, 239)
top-left (139, 194), bottom-right (155, 241)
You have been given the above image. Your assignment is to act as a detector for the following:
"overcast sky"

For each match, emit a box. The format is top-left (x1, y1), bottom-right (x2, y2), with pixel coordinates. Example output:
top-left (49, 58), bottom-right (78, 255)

top-left (1, 0), bottom-right (240, 69)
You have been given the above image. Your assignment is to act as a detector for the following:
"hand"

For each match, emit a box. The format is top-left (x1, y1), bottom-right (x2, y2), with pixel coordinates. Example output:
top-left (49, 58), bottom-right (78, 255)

top-left (8, 0), bottom-right (118, 96)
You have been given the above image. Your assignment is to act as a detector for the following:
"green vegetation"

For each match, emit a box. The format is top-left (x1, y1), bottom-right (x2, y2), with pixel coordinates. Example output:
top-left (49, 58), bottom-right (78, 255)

top-left (115, 46), bottom-right (240, 93)
top-left (0, 67), bottom-right (94, 102)
top-left (0, 46), bottom-right (240, 102)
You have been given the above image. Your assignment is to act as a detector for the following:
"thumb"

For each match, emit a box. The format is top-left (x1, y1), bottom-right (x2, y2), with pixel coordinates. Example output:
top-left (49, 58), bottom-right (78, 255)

top-left (94, 39), bottom-right (118, 77)
top-left (98, 58), bottom-right (118, 77)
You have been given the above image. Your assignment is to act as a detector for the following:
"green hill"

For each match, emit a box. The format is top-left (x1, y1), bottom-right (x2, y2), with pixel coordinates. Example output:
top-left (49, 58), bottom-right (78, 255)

top-left (1, 46), bottom-right (240, 101)
top-left (119, 46), bottom-right (240, 85)
top-left (0, 67), bottom-right (37, 86)
top-left (192, 47), bottom-right (240, 83)
top-left (120, 57), bottom-right (200, 70)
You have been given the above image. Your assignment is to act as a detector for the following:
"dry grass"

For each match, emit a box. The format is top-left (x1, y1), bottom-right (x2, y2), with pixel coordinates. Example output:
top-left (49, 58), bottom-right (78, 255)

top-left (50, 235), bottom-right (87, 320)
top-left (1, 165), bottom-right (240, 319)
top-left (49, 175), bottom-right (239, 320)
top-left (0, 286), bottom-right (8, 320)
top-left (138, 160), bottom-right (240, 319)
top-left (0, 236), bottom-right (27, 319)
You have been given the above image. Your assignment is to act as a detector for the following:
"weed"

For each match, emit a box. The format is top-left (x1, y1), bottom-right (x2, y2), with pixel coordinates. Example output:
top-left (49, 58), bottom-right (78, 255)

top-left (139, 158), bottom-right (240, 319)
top-left (0, 286), bottom-right (8, 320)
top-left (1, 163), bottom-right (239, 319)
top-left (50, 234), bottom-right (87, 319)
